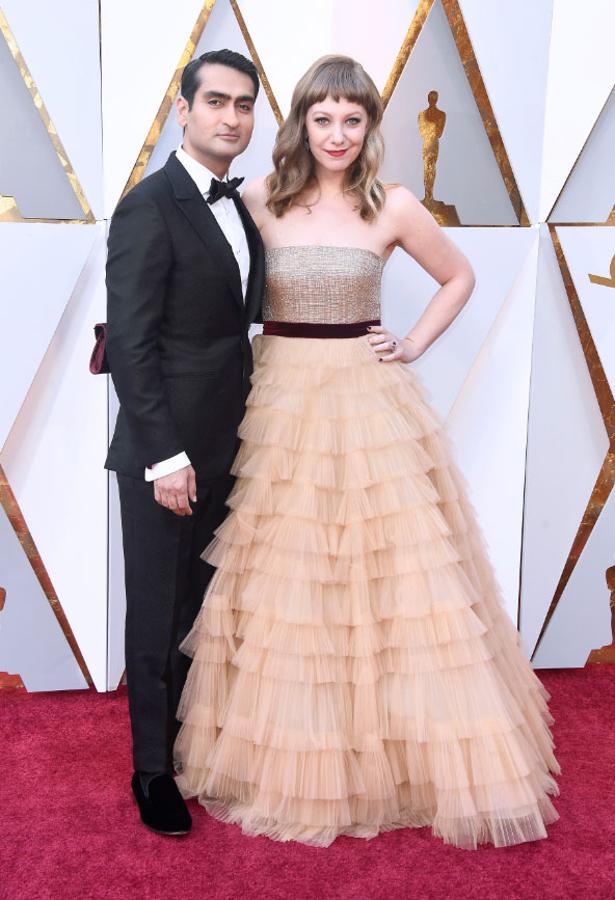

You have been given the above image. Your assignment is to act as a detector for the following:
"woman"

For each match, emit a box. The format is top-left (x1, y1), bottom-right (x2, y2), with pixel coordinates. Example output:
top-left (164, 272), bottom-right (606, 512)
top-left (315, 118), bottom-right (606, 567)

top-left (174, 55), bottom-right (560, 849)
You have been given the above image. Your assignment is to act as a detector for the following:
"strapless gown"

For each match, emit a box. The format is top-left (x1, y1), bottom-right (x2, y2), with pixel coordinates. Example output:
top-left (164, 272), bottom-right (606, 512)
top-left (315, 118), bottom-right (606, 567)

top-left (174, 245), bottom-right (560, 849)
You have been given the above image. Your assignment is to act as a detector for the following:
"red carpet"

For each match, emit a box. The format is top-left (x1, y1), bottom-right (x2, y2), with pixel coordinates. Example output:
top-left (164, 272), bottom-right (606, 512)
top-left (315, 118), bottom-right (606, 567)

top-left (1, 668), bottom-right (614, 900)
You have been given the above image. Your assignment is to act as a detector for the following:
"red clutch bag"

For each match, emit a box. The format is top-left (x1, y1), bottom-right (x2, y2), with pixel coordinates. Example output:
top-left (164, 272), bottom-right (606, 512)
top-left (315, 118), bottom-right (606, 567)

top-left (89, 323), bottom-right (109, 374)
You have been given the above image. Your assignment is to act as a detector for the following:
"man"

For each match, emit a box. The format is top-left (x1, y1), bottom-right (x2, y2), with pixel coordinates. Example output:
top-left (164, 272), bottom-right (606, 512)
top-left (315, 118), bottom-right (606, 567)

top-left (105, 49), bottom-right (264, 836)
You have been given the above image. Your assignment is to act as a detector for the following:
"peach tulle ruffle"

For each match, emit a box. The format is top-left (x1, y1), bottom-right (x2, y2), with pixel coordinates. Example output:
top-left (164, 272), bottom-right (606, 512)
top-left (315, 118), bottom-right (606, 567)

top-left (174, 334), bottom-right (560, 849)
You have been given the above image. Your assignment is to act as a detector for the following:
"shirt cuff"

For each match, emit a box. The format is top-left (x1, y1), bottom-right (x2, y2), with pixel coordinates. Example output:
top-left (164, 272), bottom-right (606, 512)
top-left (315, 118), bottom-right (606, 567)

top-left (144, 451), bottom-right (191, 482)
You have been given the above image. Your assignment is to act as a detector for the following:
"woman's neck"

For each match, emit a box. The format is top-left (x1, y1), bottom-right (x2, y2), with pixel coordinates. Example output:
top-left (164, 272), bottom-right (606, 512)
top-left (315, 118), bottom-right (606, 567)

top-left (312, 165), bottom-right (347, 200)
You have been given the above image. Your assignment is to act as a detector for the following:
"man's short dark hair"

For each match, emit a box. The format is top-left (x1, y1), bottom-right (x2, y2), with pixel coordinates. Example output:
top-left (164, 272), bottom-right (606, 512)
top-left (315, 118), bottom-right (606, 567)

top-left (180, 49), bottom-right (260, 109)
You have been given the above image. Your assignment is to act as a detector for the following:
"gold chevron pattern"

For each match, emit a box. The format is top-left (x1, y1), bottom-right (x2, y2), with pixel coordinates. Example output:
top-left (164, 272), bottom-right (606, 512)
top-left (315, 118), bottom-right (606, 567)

top-left (0, 0), bottom-right (613, 690)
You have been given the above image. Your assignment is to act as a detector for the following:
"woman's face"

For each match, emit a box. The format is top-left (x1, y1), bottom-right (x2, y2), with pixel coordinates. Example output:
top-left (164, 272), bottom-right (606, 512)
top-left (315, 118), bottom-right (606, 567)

top-left (304, 96), bottom-right (369, 174)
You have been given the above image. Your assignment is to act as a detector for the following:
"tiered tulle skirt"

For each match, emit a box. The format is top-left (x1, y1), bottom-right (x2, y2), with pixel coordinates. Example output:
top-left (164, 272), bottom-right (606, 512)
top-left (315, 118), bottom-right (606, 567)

top-left (174, 334), bottom-right (560, 849)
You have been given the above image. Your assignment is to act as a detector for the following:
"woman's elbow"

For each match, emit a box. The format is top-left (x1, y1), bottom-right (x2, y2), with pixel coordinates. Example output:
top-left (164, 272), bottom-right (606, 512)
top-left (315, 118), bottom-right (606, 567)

top-left (457, 263), bottom-right (476, 308)
top-left (463, 260), bottom-right (476, 293)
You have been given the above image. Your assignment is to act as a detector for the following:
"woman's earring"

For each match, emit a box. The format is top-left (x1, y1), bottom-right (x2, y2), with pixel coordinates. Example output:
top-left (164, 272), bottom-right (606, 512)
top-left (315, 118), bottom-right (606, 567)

top-left (304, 135), bottom-right (310, 150)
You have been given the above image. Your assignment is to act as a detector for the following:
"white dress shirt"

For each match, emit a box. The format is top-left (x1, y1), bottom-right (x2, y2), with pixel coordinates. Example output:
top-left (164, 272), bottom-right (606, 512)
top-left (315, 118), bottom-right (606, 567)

top-left (144, 145), bottom-right (250, 482)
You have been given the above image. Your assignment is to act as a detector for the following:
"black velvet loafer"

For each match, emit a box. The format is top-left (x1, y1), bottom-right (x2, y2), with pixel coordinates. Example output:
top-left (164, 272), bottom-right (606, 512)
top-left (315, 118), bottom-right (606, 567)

top-left (131, 772), bottom-right (192, 836)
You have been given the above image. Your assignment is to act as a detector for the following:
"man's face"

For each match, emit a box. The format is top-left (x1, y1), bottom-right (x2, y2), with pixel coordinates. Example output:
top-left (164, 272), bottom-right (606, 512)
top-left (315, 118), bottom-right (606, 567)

top-left (176, 63), bottom-right (255, 172)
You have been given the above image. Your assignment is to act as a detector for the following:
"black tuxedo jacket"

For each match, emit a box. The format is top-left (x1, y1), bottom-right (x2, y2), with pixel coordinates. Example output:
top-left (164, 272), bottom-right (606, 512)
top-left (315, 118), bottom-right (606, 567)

top-left (105, 152), bottom-right (264, 481)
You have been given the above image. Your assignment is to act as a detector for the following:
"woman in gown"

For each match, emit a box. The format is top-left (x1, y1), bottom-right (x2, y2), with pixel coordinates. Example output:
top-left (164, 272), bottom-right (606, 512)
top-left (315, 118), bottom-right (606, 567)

top-left (174, 55), bottom-right (560, 849)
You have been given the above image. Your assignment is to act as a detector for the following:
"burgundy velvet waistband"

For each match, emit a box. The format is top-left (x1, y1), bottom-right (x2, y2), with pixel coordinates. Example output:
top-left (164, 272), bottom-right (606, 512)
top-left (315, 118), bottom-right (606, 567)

top-left (263, 319), bottom-right (380, 339)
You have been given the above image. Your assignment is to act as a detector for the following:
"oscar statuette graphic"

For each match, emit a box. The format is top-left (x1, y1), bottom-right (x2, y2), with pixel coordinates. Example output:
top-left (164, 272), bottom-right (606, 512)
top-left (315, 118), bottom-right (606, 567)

top-left (0, 587), bottom-right (25, 689)
top-left (417, 91), bottom-right (460, 226)
top-left (586, 565), bottom-right (615, 664)
top-left (0, 195), bottom-right (22, 222)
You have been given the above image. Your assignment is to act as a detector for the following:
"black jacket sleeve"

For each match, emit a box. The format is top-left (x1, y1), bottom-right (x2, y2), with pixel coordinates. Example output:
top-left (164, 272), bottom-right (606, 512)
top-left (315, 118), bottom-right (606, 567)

top-left (105, 189), bottom-right (183, 467)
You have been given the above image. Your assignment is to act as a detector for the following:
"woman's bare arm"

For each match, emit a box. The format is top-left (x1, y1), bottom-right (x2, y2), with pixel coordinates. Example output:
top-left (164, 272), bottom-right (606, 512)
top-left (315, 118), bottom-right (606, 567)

top-left (369, 186), bottom-right (475, 363)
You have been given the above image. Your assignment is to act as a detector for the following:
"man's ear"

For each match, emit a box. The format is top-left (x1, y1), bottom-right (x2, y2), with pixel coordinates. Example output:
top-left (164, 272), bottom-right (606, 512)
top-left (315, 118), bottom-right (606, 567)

top-left (176, 95), bottom-right (189, 127)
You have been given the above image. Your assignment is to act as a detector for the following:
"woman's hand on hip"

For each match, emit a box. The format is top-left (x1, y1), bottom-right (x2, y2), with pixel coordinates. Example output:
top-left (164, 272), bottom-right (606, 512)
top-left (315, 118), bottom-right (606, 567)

top-left (366, 325), bottom-right (422, 364)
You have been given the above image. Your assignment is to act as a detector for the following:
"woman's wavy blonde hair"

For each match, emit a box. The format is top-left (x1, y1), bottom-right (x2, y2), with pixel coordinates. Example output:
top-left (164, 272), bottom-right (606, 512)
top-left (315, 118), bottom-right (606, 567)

top-left (266, 55), bottom-right (386, 221)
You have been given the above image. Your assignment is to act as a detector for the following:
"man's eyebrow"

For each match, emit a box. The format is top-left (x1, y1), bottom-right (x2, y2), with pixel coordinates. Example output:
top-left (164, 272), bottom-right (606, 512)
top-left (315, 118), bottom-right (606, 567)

top-left (202, 90), bottom-right (255, 103)
top-left (202, 90), bottom-right (231, 100)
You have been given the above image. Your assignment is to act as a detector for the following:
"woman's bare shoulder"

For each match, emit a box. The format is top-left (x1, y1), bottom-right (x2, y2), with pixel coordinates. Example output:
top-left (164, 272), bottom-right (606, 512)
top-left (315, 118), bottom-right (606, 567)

top-left (241, 176), bottom-right (271, 226)
top-left (382, 183), bottom-right (422, 214)
top-left (381, 184), bottom-right (438, 240)
top-left (241, 176), bottom-right (269, 206)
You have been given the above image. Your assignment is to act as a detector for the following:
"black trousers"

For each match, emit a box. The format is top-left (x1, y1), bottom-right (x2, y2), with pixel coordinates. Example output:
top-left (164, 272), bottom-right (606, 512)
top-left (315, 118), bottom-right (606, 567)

top-left (117, 472), bottom-right (233, 774)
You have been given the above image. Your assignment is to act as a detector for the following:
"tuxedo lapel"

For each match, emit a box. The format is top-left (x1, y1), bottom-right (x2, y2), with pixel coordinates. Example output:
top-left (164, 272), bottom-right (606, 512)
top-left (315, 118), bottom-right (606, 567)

top-left (180, 197), bottom-right (244, 311)
top-left (233, 196), bottom-right (264, 324)
top-left (164, 153), bottom-right (244, 312)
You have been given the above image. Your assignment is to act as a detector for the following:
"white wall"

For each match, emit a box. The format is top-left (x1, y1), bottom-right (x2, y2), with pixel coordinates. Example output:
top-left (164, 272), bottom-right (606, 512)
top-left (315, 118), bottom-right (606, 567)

top-left (1, 0), bottom-right (614, 690)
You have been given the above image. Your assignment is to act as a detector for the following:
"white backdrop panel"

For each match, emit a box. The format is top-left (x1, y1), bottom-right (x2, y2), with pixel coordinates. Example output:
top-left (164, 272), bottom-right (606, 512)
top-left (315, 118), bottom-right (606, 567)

top-left (533, 485), bottom-right (615, 668)
top-left (380, 0), bottom-right (517, 225)
top-left (0, 227), bottom-right (109, 690)
top-left (239, 0), bottom-right (331, 118)
top-left (0, 21), bottom-right (83, 219)
top-left (330, 0), bottom-right (422, 96)
top-left (101, 0), bottom-right (204, 216)
top-left (550, 88), bottom-right (615, 224)
top-left (1, 0), bottom-right (103, 219)
top-left (520, 226), bottom-right (609, 658)
top-left (448, 233), bottom-right (539, 623)
top-left (381, 228), bottom-right (536, 419)
top-left (6, 0), bottom-right (615, 688)
top-left (540, 0), bottom-right (615, 220)
top-left (146, 0), bottom-right (279, 184)
top-left (382, 229), bottom-right (536, 622)
top-left (0, 503), bottom-right (87, 691)
top-left (0, 224), bottom-right (98, 450)
top-left (238, 0), bottom-right (420, 114)
top-left (458, 0), bottom-right (553, 224)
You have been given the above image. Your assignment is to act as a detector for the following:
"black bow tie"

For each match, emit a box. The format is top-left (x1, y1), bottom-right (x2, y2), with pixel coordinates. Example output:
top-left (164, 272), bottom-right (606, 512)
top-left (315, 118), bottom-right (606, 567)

top-left (207, 176), bottom-right (244, 204)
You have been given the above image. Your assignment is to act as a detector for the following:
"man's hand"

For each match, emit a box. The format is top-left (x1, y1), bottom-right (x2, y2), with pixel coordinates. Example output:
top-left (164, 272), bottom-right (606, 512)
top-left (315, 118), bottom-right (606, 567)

top-left (153, 465), bottom-right (197, 516)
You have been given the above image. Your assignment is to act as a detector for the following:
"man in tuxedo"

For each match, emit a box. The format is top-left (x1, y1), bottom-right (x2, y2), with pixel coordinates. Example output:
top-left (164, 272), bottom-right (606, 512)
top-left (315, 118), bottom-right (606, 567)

top-left (105, 49), bottom-right (264, 835)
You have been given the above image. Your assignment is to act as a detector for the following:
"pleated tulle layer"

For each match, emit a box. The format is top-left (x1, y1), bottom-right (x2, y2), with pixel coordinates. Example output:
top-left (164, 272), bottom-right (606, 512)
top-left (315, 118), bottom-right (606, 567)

top-left (174, 334), bottom-right (560, 849)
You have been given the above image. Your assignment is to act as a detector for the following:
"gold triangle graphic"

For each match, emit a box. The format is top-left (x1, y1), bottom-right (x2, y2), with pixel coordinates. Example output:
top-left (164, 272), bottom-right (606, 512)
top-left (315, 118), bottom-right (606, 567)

top-left (447, 235), bottom-right (538, 423)
top-left (0, 464), bottom-right (93, 686)
top-left (121, 0), bottom-right (282, 204)
top-left (531, 226), bottom-right (615, 659)
top-left (382, 0), bottom-right (528, 226)
top-left (0, 7), bottom-right (95, 223)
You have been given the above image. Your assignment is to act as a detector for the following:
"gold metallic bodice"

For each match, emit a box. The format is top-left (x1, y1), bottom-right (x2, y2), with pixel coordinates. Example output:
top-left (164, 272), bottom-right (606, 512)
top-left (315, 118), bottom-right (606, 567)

top-left (264, 245), bottom-right (383, 324)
